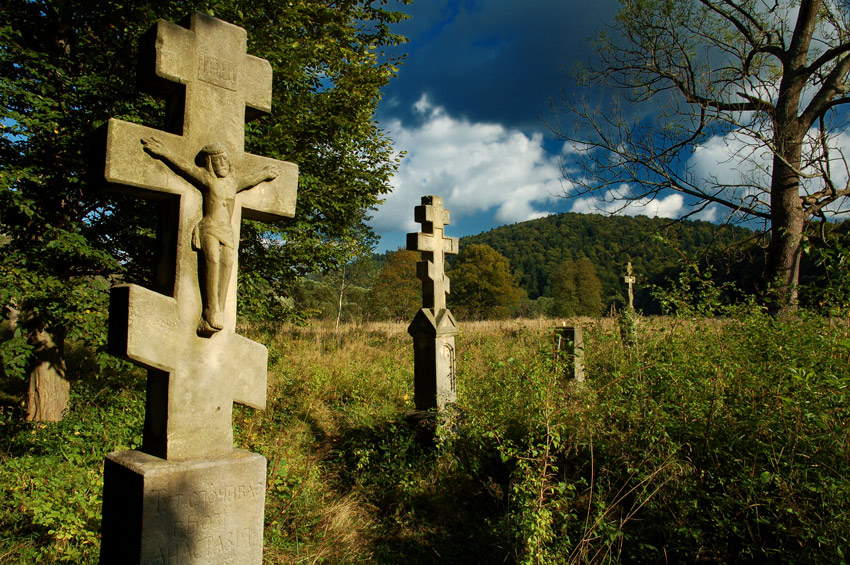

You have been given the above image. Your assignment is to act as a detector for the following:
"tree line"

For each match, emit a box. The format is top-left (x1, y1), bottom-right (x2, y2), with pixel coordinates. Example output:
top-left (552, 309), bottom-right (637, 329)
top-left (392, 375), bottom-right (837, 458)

top-left (288, 212), bottom-right (763, 323)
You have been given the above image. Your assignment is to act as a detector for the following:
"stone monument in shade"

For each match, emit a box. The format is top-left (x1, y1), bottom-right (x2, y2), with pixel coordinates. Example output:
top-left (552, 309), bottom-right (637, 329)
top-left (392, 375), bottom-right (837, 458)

top-left (406, 196), bottom-right (459, 411)
top-left (93, 13), bottom-right (298, 564)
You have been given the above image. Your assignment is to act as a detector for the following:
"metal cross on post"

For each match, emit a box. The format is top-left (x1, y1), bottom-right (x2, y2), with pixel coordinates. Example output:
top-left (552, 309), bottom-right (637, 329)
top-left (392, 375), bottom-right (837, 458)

top-left (406, 195), bottom-right (459, 311)
top-left (95, 12), bottom-right (298, 462)
top-left (624, 261), bottom-right (636, 311)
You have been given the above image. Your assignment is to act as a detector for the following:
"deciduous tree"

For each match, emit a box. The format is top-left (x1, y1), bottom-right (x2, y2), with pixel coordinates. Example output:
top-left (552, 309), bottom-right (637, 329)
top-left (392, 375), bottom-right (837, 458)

top-left (575, 256), bottom-right (605, 316)
top-left (0, 0), bottom-right (408, 419)
top-left (369, 248), bottom-right (420, 321)
top-left (449, 244), bottom-right (524, 320)
top-left (549, 259), bottom-right (579, 317)
top-left (551, 0), bottom-right (850, 315)
top-left (549, 257), bottom-right (604, 317)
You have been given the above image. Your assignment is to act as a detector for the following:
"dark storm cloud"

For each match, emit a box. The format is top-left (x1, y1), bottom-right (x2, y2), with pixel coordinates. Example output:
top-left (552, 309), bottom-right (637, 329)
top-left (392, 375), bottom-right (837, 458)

top-left (380, 0), bottom-right (621, 132)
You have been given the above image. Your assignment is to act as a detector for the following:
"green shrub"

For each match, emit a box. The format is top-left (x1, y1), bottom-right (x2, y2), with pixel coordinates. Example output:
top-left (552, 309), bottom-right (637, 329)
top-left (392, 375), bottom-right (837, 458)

top-left (2, 316), bottom-right (848, 563)
top-left (0, 369), bottom-right (145, 563)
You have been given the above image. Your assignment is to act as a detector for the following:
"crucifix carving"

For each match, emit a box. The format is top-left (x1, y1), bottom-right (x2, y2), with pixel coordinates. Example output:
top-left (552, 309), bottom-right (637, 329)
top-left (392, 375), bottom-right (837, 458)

top-left (140, 137), bottom-right (281, 334)
top-left (96, 12), bottom-right (298, 461)
top-left (624, 261), bottom-right (636, 310)
top-left (406, 196), bottom-right (459, 311)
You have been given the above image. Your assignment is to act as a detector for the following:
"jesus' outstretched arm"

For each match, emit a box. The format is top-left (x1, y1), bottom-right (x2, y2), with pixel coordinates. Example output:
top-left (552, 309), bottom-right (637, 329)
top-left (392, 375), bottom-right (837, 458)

top-left (237, 164), bottom-right (281, 192)
top-left (141, 136), bottom-right (207, 188)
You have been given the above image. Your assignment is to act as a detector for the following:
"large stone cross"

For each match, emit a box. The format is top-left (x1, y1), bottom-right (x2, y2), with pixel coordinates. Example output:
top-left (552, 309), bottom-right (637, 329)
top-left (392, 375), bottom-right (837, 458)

top-left (406, 196), bottom-right (458, 311)
top-left (97, 12), bottom-right (297, 461)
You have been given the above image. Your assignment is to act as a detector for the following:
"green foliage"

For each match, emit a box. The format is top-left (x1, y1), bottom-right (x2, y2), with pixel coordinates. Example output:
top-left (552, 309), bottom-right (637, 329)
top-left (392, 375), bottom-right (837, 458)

top-left (1, 0), bottom-right (409, 397)
top-left (549, 259), bottom-right (579, 316)
top-left (3, 308), bottom-right (850, 561)
top-left (458, 313), bottom-right (850, 562)
top-left (587, 311), bottom-right (850, 562)
top-left (368, 248), bottom-right (420, 321)
top-left (1, 1), bottom-right (164, 385)
top-left (616, 306), bottom-right (638, 346)
top-left (0, 366), bottom-right (145, 562)
top-left (283, 251), bottom-right (378, 325)
top-left (449, 244), bottom-right (525, 320)
top-left (573, 257), bottom-right (604, 317)
top-left (235, 0), bottom-right (410, 306)
top-left (801, 222), bottom-right (850, 316)
top-left (462, 212), bottom-right (757, 312)
top-left (549, 257), bottom-right (604, 318)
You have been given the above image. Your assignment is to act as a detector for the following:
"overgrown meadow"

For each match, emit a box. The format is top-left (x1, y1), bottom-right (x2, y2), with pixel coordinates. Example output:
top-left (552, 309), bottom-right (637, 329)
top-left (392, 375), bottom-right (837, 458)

top-left (1, 309), bottom-right (849, 563)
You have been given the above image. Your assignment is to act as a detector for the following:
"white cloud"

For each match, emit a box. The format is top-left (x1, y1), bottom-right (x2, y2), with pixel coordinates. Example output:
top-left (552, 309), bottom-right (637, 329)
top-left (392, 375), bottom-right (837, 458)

top-left (371, 94), bottom-right (564, 234)
top-left (689, 129), bottom-right (772, 191)
top-left (693, 205), bottom-right (720, 223)
top-left (569, 185), bottom-right (686, 219)
top-left (687, 125), bottom-right (850, 217)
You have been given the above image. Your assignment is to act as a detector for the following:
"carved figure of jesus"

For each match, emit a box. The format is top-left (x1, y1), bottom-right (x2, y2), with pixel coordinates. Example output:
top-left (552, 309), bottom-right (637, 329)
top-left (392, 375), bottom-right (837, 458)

top-left (141, 136), bottom-right (280, 335)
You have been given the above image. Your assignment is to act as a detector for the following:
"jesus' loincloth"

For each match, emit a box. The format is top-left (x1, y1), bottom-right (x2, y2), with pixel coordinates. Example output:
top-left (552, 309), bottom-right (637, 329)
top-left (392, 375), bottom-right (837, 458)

top-left (192, 216), bottom-right (235, 250)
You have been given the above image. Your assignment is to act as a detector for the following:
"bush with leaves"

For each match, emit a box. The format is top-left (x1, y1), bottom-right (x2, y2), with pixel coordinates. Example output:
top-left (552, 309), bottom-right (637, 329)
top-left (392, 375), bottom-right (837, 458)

top-left (1, 0), bottom-right (409, 419)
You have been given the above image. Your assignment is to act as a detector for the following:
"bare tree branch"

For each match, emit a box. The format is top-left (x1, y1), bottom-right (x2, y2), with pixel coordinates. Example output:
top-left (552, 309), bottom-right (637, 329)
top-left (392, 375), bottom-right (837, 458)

top-left (800, 54), bottom-right (850, 126)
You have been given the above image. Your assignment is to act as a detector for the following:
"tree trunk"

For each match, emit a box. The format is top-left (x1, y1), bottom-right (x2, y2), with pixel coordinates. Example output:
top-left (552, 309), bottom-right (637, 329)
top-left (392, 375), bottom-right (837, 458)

top-left (760, 0), bottom-right (821, 317)
top-left (26, 328), bottom-right (69, 422)
top-left (767, 5), bottom-right (812, 317)
top-left (766, 137), bottom-right (805, 317)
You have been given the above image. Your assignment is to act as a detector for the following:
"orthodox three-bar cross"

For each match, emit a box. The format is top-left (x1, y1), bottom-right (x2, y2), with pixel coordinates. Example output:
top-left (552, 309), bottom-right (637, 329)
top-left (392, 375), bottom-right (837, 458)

top-left (624, 262), bottom-right (636, 310)
top-left (407, 196), bottom-right (459, 311)
top-left (96, 13), bottom-right (297, 461)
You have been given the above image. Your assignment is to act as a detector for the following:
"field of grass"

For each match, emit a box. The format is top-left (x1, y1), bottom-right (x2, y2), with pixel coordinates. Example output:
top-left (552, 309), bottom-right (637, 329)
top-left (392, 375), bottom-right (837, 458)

top-left (1, 311), bottom-right (849, 563)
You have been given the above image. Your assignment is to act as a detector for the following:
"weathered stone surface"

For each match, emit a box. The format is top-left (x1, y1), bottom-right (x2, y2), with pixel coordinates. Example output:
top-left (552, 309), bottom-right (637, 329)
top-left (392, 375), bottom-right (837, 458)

top-left (109, 284), bottom-right (267, 460)
top-left (409, 309), bottom-right (459, 410)
top-left (96, 11), bottom-right (297, 461)
top-left (406, 195), bottom-right (458, 311)
top-left (98, 12), bottom-right (297, 340)
top-left (553, 325), bottom-right (584, 382)
top-left (100, 449), bottom-right (266, 565)
top-left (407, 196), bottom-right (459, 412)
top-left (96, 13), bottom-right (297, 565)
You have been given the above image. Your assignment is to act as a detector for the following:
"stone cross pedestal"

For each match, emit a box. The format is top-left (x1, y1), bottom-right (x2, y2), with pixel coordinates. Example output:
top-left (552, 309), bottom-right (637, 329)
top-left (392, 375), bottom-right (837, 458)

top-left (406, 196), bottom-right (459, 411)
top-left (624, 262), bottom-right (636, 310)
top-left (94, 13), bottom-right (297, 564)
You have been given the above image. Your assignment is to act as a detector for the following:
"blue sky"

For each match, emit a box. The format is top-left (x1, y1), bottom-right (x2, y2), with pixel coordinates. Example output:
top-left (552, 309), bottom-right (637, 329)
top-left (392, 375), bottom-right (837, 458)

top-left (369, 0), bottom-right (623, 251)
top-left (366, 1), bottom-right (850, 252)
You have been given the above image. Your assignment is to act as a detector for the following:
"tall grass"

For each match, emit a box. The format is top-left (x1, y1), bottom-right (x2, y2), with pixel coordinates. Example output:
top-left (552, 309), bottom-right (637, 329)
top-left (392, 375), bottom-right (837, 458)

top-left (1, 313), bottom-right (848, 562)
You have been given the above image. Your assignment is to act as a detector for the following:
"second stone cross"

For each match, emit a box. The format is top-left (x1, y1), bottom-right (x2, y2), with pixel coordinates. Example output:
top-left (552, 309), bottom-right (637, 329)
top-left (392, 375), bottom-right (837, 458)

top-left (406, 195), bottom-right (459, 412)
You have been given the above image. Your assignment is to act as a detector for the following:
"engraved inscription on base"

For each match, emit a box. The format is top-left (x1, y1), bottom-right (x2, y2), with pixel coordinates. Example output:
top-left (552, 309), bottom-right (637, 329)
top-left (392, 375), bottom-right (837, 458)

top-left (140, 480), bottom-right (265, 564)
top-left (101, 449), bottom-right (267, 565)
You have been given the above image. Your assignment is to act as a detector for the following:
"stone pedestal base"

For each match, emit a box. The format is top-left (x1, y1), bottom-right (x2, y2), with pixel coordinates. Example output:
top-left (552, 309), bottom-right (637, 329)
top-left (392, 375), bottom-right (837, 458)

top-left (408, 308), bottom-right (459, 411)
top-left (100, 449), bottom-right (266, 565)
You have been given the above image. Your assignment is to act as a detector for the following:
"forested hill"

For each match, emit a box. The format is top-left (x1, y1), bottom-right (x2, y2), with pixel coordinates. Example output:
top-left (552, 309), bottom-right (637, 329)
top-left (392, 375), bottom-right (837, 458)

top-left (458, 213), bottom-right (759, 309)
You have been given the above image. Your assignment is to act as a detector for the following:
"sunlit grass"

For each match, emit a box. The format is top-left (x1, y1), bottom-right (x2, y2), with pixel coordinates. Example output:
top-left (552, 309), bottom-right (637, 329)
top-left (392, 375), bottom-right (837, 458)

top-left (2, 313), bottom-right (849, 563)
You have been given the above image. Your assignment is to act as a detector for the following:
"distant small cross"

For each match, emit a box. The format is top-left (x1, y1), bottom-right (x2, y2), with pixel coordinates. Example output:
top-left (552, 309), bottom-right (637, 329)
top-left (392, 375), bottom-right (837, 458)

top-left (97, 13), bottom-right (297, 461)
top-left (624, 262), bottom-right (636, 310)
top-left (407, 196), bottom-right (458, 311)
